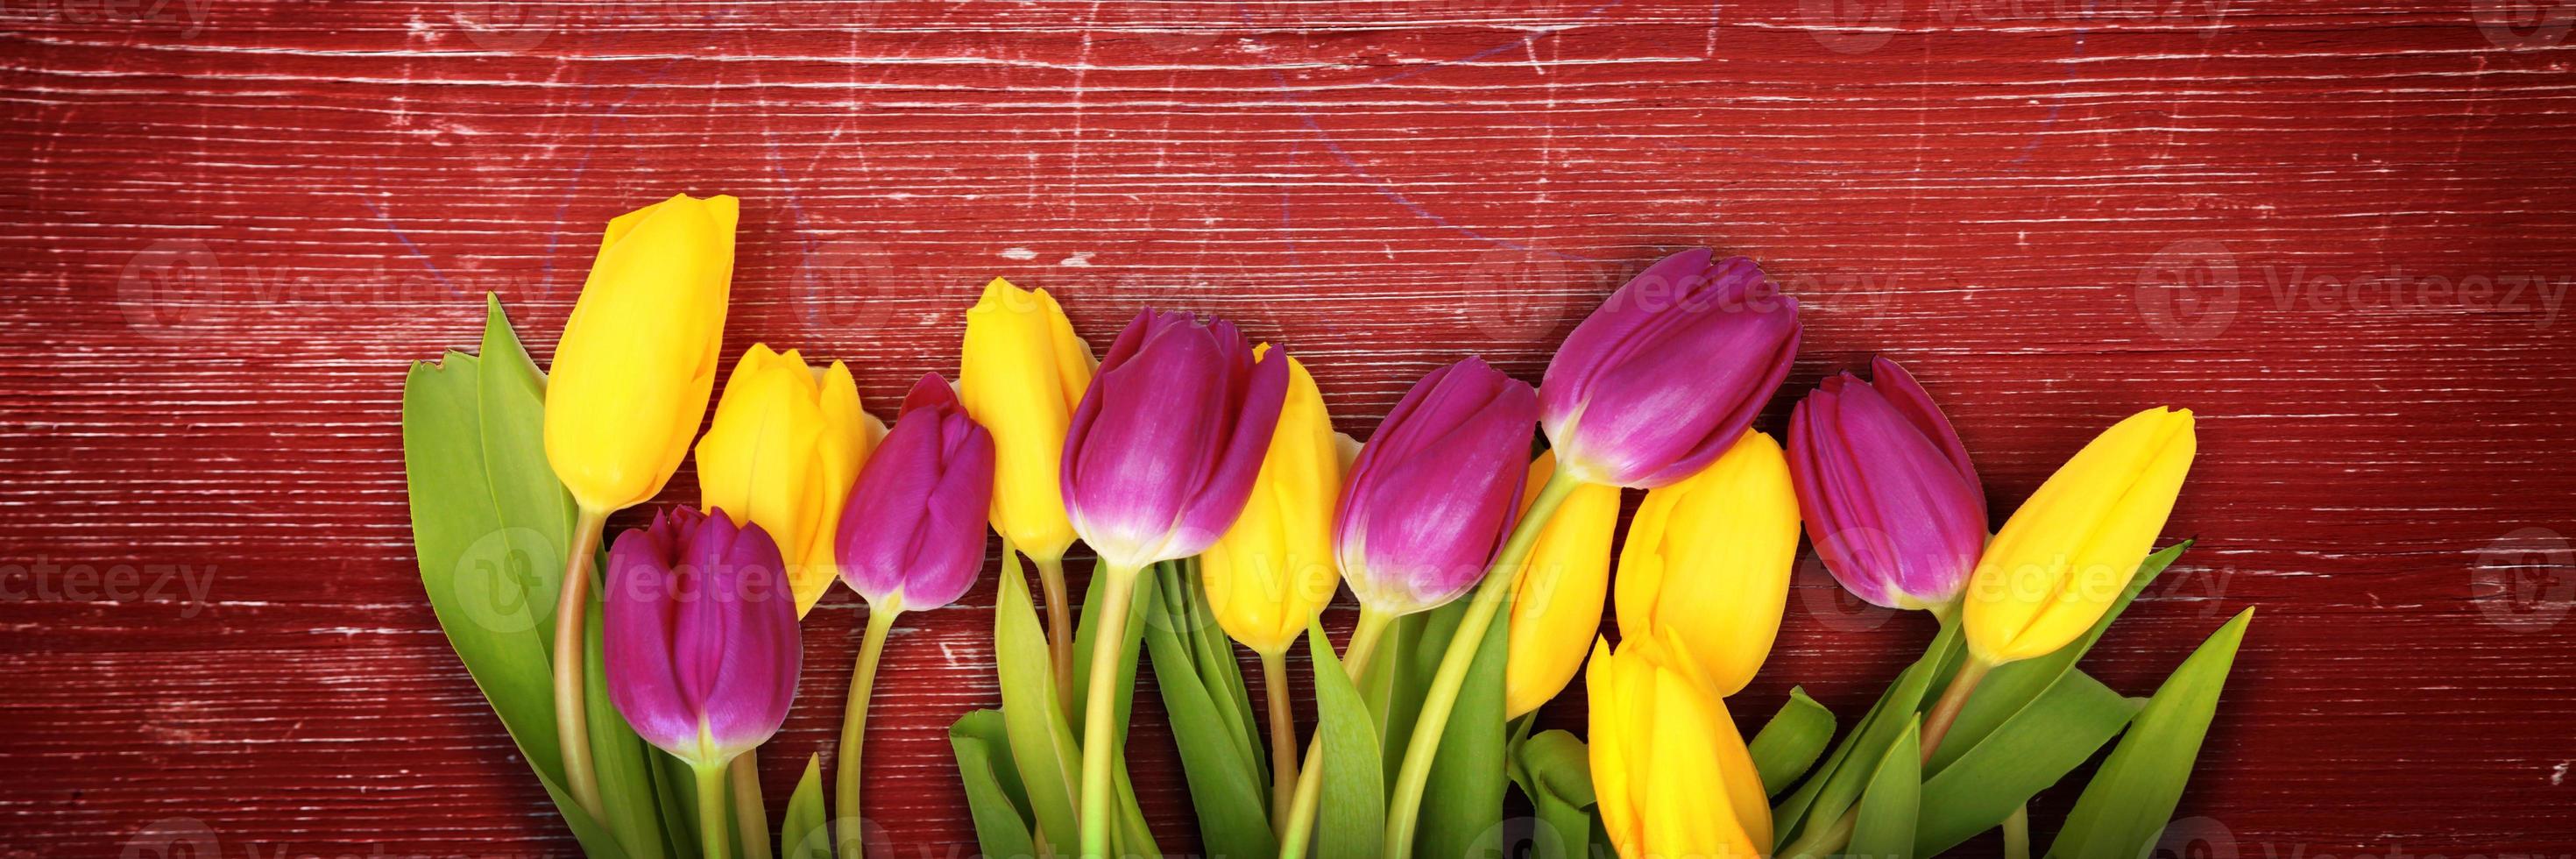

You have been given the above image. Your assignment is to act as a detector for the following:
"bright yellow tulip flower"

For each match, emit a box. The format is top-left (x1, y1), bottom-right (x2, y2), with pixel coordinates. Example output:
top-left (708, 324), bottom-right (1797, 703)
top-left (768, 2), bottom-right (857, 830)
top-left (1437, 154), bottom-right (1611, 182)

top-left (1588, 635), bottom-right (1772, 859)
top-left (1965, 407), bottom-right (2197, 664)
top-left (958, 277), bottom-right (1095, 563)
top-left (544, 193), bottom-right (737, 515)
top-left (1613, 430), bottom-right (1800, 698)
top-left (537, 191), bottom-right (737, 821)
top-left (695, 344), bottom-right (887, 617)
top-left (1201, 349), bottom-right (1342, 657)
top-left (1503, 451), bottom-right (1620, 719)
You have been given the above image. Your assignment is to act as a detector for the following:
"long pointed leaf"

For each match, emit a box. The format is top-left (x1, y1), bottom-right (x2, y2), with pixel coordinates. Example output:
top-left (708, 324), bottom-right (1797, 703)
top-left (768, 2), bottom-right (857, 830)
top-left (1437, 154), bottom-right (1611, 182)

top-left (2046, 608), bottom-right (2254, 859)
top-left (1143, 586), bottom-right (1277, 859)
top-left (951, 712), bottom-right (1039, 859)
top-left (996, 559), bottom-right (1082, 855)
top-left (1749, 687), bottom-right (1836, 797)
top-left (1849, 721), bottom-right (1921, 859)
top-left (782, 754), bottom-right (832, 859)
top-left (1307, 622), bottom-right (1387, 859)
top-left (1412, 607), bottom-right (1509, 859)
top-left (1914, 671), bottom-right (2139, 855)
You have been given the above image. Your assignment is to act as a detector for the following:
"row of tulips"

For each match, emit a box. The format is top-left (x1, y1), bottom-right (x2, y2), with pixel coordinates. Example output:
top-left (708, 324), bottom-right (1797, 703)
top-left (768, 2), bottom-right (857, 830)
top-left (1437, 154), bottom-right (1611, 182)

top-left (402, 192), bottom-right (2251, 859)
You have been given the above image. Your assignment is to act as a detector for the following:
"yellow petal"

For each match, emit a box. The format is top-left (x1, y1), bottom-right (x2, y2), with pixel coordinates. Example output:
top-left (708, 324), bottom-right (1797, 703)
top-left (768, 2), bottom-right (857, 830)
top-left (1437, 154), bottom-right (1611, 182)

top-left (1201, 351), bottom-right (1341, 653)
top-left (695, 344), bottom-right (879, 617)
top-left (959, 277), bottom-right (1093, 561)
top-left (1505, 451), bottom-right (1620, 718)
top-left (1966, 408), bottom-right (2197, 661)
top-left (1614, 431), bottom-right (1800, 695)
top-left (545, 194), bottom-right (737, 513)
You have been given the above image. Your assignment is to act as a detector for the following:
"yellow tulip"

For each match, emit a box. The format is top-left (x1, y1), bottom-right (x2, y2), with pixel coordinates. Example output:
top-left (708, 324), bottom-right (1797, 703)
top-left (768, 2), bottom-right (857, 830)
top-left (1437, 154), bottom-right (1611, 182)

top-left (1200, 349), bottom-right (1341, 656)
top-left (1613, 430), bottom-right (1800, 698)
top-left (1965, 407), bottom-right (2197, 664)
top-left (1588, 635), bottom-right (1772, 859)
top-left (694, 344), bottom-right (888, 617)
top-left (544, 193), bottom-right (738, 515)
top-left (1503, 451), bottom-right (1620, 719)
top-left (958, 277), bottom-right (1095, 563)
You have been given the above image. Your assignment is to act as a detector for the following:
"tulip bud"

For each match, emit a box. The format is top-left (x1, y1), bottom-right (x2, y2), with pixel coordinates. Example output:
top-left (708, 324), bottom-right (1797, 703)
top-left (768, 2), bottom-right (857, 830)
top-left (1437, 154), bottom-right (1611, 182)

top-left (1614, 430), bottom-right (1800, 698)
top-left (1061, 309), bottom-right (1287, 571)
top-left (837, 375), bottom-right (997, 613)
top-left (1587, 635), bottom-right (1772, 859)
top-left (1335, 358), bottom-right (1539, 616)
top-left (1787, 357), bottom-right (1986, 611)
top-left (1964, 407), bottom-right (2197, 664)
top-left (1503, 451), bottom-right (1620, 719)
top-left (601, 507), bottom-right (798, 769)
top-left (959, 278), bottom-right (1096, 563)
top-left (1539, 249), bottom-right (1799, 489)
top-left (545, 193), bottom-right (738, 514)
top-left (695, 344), bottom-right (887, 617)
top-left (1200, 349), bottom-right (1342, 656)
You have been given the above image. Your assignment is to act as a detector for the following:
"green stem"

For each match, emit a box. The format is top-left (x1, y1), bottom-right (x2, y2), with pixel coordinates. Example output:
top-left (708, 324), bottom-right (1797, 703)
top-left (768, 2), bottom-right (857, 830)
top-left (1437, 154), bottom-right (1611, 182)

top-left (1036, 553), bottom-right (1077, 713)
top-left (555, 506), bottom-right (610, 823)
top-left (836, 604), bottom-right (900, 859)
top-left (1260, 650), bottom-right (1298, 833)
top-left (696, 760), bottom-right (732, 859)
top-left (2004, 803), bottom-right (2033, 859)
top-left (730, 750), bottom-right (769, 859)
top-left (1918, 654), bottom-right (1995, 764)
top-left (1382, 469), bottom-right (1583, 859)
top-left (1277, 608), bottom-right (1393, 859)
top-left (1078, 563), bottom-right (1144, 859)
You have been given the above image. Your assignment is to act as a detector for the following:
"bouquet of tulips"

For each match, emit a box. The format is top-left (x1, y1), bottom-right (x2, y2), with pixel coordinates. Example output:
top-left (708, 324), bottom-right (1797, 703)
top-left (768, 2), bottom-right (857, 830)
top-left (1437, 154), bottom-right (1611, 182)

top-left (402, 194), bottom-right (2250, 859)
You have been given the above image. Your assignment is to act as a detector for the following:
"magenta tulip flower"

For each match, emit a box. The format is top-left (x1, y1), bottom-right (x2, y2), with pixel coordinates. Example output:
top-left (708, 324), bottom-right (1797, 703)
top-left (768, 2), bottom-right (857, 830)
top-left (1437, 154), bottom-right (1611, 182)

top-left (601, 507), bottom-right (798, 770)
top-left (1336, 357), bottom-right (1540, 616)
top-left (1058, 307), bottom-right (1287, 855)
top-left (837, 374), bottom-right (996, 613)
top-left (1060, 308), bottom-right (1288, 572)
top-left (1539, 248), bottom-right (1800, 488)
top-left (1787, 357), bottom-right (1987, 609)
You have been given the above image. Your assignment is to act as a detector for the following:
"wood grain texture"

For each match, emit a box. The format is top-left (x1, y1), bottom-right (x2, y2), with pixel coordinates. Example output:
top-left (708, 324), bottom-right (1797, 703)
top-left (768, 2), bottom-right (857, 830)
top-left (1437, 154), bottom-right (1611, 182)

top-left (4, 0), bottom-right (2574, 855)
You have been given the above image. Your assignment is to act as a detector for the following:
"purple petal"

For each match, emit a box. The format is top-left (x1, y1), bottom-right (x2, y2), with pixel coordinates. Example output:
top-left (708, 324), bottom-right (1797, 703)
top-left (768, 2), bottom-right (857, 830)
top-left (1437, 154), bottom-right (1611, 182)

top-left (1865, 357), bottom-right (1983, 510)
top-left (1168, 344), bottom-right (1289, 557)
top-left (698, 518), bottom-right (796, 753)
top-left (602, 511), bottom-right (696, 754)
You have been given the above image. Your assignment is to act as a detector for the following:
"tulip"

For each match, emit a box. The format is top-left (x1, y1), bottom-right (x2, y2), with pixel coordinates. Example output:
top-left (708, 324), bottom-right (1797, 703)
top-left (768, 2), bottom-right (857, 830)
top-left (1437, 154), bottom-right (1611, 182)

top-left (541, 192), bottom-right (738, 819)
top-left (1539, 248), bottom-right (1800, 489)
top-left (1787, 357), bottom-right (1985, 611)
top-left (830, 374), bottom-right (994, 858)
top-left (1504, 451), bottom-right (1621, 720)
top-left (1335, 358), bottom-right (1540, 617)
top-left (601, 507), bottom-right (796, 859)
top-left (1965, 407), bottom-right (2197, 664)
top-left (695, 344), bottom-right (886, 618)
top-left (1059, 309), bottom-right (1285, 857)
top-left (1588, 635), bottom-right (1772, 859)
top-left (1613, 430), bottom-right (1801, 698)
top-left (959, 277), bottom-right (1095, 699)
top-left (1193, 347), bottom-right (1342, 827)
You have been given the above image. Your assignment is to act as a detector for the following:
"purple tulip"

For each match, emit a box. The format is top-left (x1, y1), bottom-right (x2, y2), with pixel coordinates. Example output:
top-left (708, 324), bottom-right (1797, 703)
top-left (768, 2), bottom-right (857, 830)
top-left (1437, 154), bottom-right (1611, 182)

top-left (837, 374), bottom-right (996, 612)
top-left (1061, 309), bottom-right (1288, 571)
top-left (1539, 248), bottom-right (1801, 488)
top-left (601, 507), bottom-right (799, 768)
top-left (1335, 358), bottom-right (1540, 615)
top-left (1787, 357), bottom-right (1987, 610)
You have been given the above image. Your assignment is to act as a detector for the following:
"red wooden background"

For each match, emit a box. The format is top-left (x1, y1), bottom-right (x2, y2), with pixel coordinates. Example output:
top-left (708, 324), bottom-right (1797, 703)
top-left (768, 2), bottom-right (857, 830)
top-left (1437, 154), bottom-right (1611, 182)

top-left (5, 0), bottom-right (2576, 855)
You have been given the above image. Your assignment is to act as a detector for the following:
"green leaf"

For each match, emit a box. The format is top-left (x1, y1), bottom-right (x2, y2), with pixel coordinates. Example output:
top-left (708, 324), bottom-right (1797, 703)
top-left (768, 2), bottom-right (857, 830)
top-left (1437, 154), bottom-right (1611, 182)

top-left (1914, 671), bottom-right (2139, 855)
top-left (1143, 575), bottom-right (1277, 859)
top-left (1749, 687), bottom-right (1836, 797)
top-left (584, 596), bottom-right (672, 859)
top-left (781, 754), bottom-right (833, 859)
top-left (1511, 730), bottom-right (1595, 859)
top-left (950, 712), bottom-right (1039, 859)
top-left (2045, 608), bottom-right (2254, 859)
top-left (1848, 720), bottom-right (1921, 859)
top-left (1412, 607), bottom-right (1509, 859)
top-left (1306, 622), bottom-right (1387, 859)
top-left (994, 558), bottom-right (1083, 855)
top-left (1932, 543), bottom-right (2191, 771)
top-left (1177, 560), bottom-right (1265, 777)
top-left (1773, 620), bottom-right (1961, 848)
top-left (404, 296), bottom-right (654, 856)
